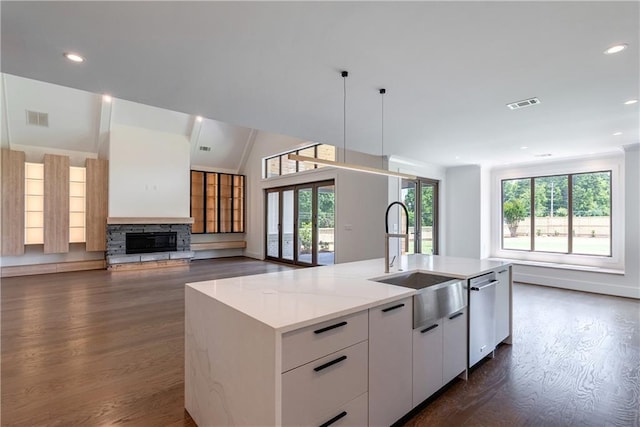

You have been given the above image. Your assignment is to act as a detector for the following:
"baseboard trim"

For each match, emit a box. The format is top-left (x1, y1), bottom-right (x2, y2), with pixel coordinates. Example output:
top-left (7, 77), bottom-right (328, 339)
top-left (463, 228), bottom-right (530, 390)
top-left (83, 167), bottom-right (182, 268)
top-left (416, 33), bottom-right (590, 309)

top-left (1, 259), bottom-right (106, 278)
top-left (514, 272), bottom-right (640, 299)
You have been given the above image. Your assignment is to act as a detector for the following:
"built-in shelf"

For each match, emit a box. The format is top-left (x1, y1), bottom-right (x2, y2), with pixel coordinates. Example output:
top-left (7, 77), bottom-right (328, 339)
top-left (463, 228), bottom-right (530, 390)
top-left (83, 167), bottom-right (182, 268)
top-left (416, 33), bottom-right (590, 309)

top-left (69, 166), bottom-right (86, 243)
top-left (25, 162), bottom-right (44, 244)
top-left (190, 170), bottom-right (245, 234)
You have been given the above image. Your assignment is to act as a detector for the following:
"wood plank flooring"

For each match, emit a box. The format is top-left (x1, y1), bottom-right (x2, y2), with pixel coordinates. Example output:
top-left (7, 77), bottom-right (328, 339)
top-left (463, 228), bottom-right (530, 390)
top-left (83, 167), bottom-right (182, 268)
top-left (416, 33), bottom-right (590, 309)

top-left (2, 257), bottom-right (639, 426)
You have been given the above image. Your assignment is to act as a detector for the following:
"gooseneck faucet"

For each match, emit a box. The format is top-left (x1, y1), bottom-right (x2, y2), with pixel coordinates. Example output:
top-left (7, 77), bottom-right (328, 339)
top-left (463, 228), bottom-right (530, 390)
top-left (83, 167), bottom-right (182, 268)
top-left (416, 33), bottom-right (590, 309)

top-left (384, 201), bottom-right (410, 273)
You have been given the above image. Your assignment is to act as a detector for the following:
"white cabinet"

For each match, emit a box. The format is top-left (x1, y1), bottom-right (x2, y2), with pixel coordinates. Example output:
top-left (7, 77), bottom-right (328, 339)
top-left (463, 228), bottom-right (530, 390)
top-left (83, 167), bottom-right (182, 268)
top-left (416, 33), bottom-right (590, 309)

top-left (413, 307), bottom-right (467, 407)
top-left (412, 321), bottom-right (443, 407)
top-left (495, 267), bottom-right (511, 345)
top-left (282, 341), bottom-right (368, 426)
top-left (443, 308), bottom-right (467, 383)
top-left (368, 297), bottom-right (413, 426)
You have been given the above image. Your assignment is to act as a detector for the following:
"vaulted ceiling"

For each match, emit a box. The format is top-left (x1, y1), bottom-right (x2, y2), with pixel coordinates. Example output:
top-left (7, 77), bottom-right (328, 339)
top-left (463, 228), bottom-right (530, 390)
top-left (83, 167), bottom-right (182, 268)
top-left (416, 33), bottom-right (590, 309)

top-left (1, 1), bottom-right (638, 168)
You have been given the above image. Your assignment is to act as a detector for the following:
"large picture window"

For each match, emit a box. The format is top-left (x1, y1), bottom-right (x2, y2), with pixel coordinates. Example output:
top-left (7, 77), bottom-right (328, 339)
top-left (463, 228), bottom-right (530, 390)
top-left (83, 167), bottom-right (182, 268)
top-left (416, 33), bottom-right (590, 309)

top-left (501, 171), bottom-right (611, 256)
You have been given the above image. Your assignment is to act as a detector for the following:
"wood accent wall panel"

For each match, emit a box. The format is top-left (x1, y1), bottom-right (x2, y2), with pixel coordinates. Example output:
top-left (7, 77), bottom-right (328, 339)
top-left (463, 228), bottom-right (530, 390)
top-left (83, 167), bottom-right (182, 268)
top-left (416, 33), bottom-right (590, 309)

top-left (86, 158), bottom-right (109, 251)
top-left (1, 149), bottom-right (25, 255)
top-left (44, 154), bottom-right (69, 253)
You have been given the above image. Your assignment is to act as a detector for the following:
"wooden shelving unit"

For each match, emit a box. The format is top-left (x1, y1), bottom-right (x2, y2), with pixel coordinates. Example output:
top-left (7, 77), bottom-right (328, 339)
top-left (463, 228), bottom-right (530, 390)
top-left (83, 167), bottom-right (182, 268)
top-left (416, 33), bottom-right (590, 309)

top-left (44, 154), bottom-right (69, 253)
top-left (25, 162), bottom-right (44, 245)
top-left (191, 171), bottom-right (205, 233)
top-left (69, 166), bottom-right (86, 243)
top-left (190, 171), bottom-right (245, 234)
top-left (1, 149), bottom-right (25, 255)
top-left (86, 158), bottom-right (109, 251)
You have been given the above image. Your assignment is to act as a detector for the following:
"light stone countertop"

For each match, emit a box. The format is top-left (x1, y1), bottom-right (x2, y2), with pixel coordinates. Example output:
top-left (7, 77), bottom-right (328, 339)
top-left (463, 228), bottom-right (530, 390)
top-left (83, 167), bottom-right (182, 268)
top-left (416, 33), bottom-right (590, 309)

top-left (186, 254), bottom-right (510, 333)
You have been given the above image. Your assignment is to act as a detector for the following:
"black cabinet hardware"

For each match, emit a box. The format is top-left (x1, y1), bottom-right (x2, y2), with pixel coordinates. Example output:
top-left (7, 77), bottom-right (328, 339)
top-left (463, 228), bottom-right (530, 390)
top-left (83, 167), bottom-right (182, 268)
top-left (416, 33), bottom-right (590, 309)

top-left (314, 321), bottom-right (347, 334)
top-left (319, 411), bottom-right (347, 427)
top-left (382, 303), bottom-right (405, 313)
top-left (420, 324), bottom-right (439, 333)
top-left (314, 355), bottom-right (347, 372)
top-left (449, 312), bottom-right (464, 320)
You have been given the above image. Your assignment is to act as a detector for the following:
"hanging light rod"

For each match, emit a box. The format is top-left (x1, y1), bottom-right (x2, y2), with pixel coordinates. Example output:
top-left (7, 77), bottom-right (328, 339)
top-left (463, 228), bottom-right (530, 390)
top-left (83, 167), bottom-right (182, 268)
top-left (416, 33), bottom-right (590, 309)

top-left (289, 71), bottom-right (416, 180)
top-left (288, 154), bottom-right (417, 180)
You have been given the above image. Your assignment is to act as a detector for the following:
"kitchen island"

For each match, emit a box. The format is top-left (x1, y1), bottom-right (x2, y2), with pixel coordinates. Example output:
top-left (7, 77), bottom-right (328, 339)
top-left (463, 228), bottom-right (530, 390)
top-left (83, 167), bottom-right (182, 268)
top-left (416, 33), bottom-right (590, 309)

top-left (185, 255), bottom-right (512, 426)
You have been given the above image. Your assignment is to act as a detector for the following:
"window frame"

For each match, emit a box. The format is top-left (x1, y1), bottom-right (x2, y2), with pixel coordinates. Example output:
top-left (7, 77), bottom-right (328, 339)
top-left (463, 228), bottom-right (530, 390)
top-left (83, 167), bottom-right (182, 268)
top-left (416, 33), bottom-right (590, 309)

top-left (492, 155), bottom-right (624, 271)
top-left (263, 143), bottom-right (336, 179)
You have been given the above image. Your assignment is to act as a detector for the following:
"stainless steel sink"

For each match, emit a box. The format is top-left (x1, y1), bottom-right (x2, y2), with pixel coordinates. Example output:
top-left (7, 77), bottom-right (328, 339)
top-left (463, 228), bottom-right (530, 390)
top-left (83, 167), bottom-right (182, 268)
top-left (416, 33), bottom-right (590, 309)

top-left (371, 271), bottom-right (467, 329)
top-left (373, 271), bottom-right (459, 290)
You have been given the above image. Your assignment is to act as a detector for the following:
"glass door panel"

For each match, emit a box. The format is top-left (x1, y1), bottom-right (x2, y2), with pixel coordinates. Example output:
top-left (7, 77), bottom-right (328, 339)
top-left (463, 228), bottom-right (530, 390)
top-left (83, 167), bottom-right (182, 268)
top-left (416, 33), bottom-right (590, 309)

top-left (297, 187), bottom-right (313, 265)
top-left (266, 191), bottom-right (279, 258)
top-left (420, 184), bottom-right (435, 254)
top-left (317, 184), bottom-right (335, 265)
top-left (282, 190), bottom-right (295, 261)
top-left (401, 181), bottom-right (417, 254)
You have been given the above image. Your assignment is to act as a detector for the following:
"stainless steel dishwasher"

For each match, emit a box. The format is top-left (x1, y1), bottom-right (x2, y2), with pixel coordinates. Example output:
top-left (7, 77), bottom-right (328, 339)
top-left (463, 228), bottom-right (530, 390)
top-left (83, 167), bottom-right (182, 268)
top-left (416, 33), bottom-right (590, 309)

top-left (468, 271), bottom-right (497, 367)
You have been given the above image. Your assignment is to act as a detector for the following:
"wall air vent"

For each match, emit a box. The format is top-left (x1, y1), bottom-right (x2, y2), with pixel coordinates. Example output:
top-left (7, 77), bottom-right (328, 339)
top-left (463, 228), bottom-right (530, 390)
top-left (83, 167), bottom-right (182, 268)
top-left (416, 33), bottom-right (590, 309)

top-left (199, 146), bottom-right (212, 152)
top-left (26, 110), bottom-right (49, 127)
top-left (506, 98), bottom-right (541, 110)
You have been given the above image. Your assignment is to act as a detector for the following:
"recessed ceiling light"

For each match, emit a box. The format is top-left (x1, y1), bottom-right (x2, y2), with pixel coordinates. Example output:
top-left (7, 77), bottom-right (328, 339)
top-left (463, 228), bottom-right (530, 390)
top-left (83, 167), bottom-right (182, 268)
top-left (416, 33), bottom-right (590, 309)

top-left (64, 52), bottom-right (85, 63)
top-left (613, 131), bottom-right (623, 136)
top-left (196, 116), bottom-right (203, 122)
top-left (455, 156), bottom-right (460, 160)
top-left (102, 94), bottom-right (112, 103)
top-left (520, 146), bottom-right (528, 150)
top-left (604, 44), bottom-right (628, 55)
top-left (624, 99), bottom-right (638, 105)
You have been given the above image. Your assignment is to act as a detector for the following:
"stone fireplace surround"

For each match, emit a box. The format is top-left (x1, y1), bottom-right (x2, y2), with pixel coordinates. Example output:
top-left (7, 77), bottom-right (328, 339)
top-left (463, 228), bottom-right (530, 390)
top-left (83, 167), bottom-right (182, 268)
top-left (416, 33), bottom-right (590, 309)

top-left (106, 217), bottom-right (194, 267)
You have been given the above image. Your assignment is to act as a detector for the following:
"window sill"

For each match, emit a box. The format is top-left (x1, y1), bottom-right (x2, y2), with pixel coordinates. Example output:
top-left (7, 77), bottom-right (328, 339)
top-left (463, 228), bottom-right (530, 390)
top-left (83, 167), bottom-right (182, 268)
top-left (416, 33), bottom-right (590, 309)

top-left (488, 257), bottom-right (625, 275)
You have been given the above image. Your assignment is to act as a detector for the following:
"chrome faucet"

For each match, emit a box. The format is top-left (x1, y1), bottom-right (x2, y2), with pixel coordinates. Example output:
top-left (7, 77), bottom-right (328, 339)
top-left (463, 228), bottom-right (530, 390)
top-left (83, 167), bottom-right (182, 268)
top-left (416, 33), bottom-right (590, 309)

top-left (384, 201), bottom-right (410, 273)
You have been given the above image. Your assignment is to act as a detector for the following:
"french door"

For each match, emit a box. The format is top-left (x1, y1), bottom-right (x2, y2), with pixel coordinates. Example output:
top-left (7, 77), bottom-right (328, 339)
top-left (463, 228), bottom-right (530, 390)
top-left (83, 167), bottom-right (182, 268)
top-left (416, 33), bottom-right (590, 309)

top-left (266, 180), bottom-right (335, 266)
top-left (401, 178), bottom-right (439, 254)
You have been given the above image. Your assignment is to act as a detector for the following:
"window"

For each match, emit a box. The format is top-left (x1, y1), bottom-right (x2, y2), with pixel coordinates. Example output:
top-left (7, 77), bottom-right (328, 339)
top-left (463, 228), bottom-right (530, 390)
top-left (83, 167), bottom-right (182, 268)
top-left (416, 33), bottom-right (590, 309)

top-left (501, 171), bottom-right (611, 256)
top-left (264, 144), bottom-right (336, 178)
top-left (190, 171), bottom-right (245, 234)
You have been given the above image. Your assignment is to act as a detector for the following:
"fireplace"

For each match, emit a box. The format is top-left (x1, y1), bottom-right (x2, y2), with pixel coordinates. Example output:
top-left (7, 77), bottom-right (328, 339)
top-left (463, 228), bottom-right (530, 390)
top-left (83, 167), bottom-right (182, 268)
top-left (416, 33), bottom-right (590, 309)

top-left (126, 232), bottom-right (177, 254)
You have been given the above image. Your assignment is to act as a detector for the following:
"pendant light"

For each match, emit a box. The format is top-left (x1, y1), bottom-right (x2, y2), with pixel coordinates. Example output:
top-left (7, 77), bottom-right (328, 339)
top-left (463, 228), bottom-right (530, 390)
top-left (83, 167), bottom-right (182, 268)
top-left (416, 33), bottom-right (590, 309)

top-left (289, 71), bottom-right (416, 180)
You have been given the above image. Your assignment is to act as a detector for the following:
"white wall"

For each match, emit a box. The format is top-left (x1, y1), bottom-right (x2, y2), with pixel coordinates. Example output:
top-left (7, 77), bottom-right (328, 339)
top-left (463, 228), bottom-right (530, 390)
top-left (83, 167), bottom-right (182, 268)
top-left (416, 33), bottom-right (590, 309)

top-left (445, 165), bottom-right (483, 258)
top-left (241, 131), bottom-right (387, 264)
top-left (108, 125), bottom-right (190, 217)
top-left (491, 148), bottom-right (639, 299)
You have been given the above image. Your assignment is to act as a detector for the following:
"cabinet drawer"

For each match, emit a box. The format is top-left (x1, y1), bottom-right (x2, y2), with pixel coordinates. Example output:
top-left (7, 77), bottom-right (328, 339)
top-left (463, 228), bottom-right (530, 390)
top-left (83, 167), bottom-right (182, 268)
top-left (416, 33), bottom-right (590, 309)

top-left (282, 310), bottom-right (368, 372)
top-left (308, 392), bottom-right (368, 427)
top-left (282, 340), bottom-right (368, 426)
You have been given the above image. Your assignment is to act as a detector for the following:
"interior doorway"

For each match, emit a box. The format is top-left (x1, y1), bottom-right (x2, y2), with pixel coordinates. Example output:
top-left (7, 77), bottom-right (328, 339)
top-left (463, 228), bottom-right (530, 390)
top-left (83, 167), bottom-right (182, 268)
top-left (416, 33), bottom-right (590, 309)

top-left (265, 180), bottom-right (335, 266)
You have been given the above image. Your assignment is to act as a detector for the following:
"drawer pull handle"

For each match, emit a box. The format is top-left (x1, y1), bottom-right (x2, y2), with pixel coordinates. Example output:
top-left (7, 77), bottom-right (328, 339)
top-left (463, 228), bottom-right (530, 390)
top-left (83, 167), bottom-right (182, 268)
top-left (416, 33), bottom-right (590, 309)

top-left (314, 355), bottom-right (347, 372)
top-left (382, 303), bottom-right (405, 313)
top-left (314, 321), bottom-right (347, 334)
top-left (421, 324), bottom-right (439, 333)
top-left (319, 411), bottom-right (347, 427)
top-left (449, 312), bottom-right (464, 320)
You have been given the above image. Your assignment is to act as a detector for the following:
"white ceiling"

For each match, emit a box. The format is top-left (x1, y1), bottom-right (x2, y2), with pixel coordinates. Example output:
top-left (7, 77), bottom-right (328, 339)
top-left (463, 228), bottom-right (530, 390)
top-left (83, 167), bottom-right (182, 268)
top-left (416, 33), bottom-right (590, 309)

top-left (1, 1), bottom-right (638, 167)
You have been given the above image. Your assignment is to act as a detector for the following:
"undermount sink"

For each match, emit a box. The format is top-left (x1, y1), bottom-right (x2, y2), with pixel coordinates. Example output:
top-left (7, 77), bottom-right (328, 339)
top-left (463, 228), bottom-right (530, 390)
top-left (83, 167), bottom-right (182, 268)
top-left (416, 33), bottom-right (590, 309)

top-left (372, 271), bottom-right (459, 290)
top-left (371, 271), bottom-right (467, 329)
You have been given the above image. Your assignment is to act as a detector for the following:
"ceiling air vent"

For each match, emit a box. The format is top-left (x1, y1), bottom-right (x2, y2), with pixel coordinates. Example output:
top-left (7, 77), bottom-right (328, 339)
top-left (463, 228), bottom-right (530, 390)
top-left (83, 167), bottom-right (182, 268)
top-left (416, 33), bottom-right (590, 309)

top-left (199, 146), bottom-right (212, 152)
top-left (506, 98), bottom-right (541, 110)
top-left (26, 110), bottom-right (49, 127)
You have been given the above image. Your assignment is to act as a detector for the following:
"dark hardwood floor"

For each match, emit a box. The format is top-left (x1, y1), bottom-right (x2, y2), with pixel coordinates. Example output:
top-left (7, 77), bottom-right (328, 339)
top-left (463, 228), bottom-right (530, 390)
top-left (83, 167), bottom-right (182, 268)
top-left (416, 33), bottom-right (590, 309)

top-left (2, 257), bottom-right (639, 426)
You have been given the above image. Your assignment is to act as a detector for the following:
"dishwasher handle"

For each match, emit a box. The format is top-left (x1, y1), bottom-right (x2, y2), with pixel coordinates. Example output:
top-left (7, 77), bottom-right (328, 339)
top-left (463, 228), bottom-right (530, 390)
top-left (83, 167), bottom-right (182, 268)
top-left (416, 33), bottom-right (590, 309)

top-left (470, 279), bottom-right (499, 291)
